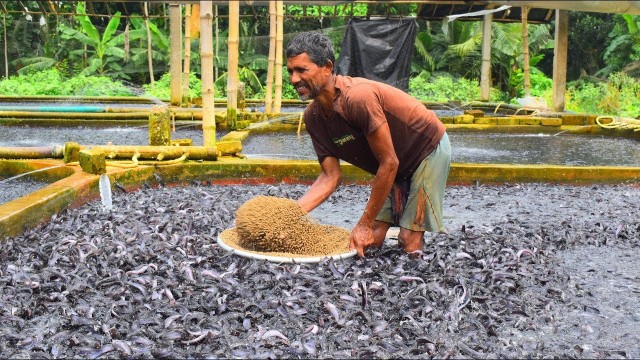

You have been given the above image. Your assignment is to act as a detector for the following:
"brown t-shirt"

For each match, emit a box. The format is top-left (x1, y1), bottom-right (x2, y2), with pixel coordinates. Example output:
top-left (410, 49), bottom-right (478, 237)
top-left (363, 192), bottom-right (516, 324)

top-left (304, 75), bottom-right (446, 181)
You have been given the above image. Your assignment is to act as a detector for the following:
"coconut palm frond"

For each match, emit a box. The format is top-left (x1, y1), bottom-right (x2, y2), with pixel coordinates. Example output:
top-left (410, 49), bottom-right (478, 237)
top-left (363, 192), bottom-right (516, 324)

top-left (448, 32), bottom-right (482, 57)
top-left (414, 31), bottom-right (435, 71)
top-left (492, 23), bottom-right (521, 56)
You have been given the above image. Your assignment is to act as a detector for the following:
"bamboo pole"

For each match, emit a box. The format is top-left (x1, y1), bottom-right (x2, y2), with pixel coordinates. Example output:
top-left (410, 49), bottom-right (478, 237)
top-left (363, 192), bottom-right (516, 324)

top-left (46, 0), bottom-right (57, 15)
top-left (183, 3), bottom-right (191, 105)
top-left (169, 2), bottom-right (183, 106)
top-left (274, 0), bottom-right (284, 113)
top-left (143, 2), bottom-right (154, 84)
top-left (214, 5), bottom-right (219, 81)
top-left (200, 1), bottom-right (215, 147)
top-left (522, 6), bottom-right (531, 98)
top-left (480, 12), bottom-right (493, 101)
top-left (227, 0), bottom-right (239, 129)
top-left (190, 4), bottom-right (200, 39)
top-left (265, 1), bottom-right (276, 114)
top-left (0, 146), bottom-right (64, 159)
top-left (80, 145), bottom-right (219, 161)
top-left (0, 111), bottom-right (151, 119)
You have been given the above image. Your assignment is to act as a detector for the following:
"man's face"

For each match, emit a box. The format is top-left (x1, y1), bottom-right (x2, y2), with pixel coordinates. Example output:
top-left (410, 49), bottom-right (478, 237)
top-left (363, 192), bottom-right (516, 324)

top-left (286, 53), bottom-right (332, 101)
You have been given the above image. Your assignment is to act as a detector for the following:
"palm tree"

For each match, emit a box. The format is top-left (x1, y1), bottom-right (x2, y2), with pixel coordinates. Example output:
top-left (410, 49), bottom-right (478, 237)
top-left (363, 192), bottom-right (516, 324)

top-left (414, 20), bottom-right (552, 95)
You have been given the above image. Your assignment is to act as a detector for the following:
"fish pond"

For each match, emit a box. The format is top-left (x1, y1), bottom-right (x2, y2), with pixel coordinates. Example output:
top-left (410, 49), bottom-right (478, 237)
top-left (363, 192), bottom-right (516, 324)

top-left (1, 182), bottom-right (639, 358)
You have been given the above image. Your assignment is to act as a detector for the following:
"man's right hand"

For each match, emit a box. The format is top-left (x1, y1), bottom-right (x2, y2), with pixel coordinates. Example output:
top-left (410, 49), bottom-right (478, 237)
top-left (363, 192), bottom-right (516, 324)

top-left (349, 222), bottom-right (376, 257)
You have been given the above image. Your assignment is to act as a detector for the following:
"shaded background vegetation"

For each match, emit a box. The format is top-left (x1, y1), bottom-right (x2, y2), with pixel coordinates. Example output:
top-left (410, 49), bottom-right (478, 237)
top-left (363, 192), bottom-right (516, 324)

top-left (0, 1), bottom-right (638, 116)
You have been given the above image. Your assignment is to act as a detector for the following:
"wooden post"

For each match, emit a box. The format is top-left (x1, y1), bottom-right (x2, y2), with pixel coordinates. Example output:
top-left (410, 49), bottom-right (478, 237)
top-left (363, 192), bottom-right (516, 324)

top-left (200, 1), bottom-right (215, 147)
top-left (3, 11), bottom-right (7, 79)
top-left (480, 12), bottom-right (493, 101)
top-left (552, 9), bottom-right (568, 112)
top-left (143, 2), bottom-right (154, 84)
top-left (522, 6), bottom-right (531, 98)
top-left (227, 0), bottom-right (239, 129)
top-left (274, 0), bottom-right (284, 113)
top-left (265, 1), bottom-right (276, 114)
top-left (183, 4), bottom-right (191, 105)
top-left (169, 2), bottom-right (183, 106)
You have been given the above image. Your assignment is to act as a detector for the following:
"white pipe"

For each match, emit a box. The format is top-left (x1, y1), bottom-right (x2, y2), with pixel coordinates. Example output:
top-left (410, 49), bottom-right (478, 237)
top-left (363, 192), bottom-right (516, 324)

top-left (490, 1), bottom-right (640, 15)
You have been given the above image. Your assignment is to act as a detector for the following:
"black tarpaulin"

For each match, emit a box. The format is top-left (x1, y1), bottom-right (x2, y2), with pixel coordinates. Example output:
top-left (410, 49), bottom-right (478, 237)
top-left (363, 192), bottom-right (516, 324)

top-left (336, 18), bottom-right (417, 92)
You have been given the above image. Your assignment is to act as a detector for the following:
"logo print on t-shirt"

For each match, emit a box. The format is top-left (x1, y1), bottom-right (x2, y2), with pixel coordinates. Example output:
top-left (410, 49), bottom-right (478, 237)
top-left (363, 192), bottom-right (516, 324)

top-left (333, 134), bottom-right (356, 146)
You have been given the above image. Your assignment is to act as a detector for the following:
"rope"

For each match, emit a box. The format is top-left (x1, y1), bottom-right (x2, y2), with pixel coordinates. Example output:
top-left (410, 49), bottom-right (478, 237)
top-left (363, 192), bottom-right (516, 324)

top-left (596, 116), bottom-right (640, 132)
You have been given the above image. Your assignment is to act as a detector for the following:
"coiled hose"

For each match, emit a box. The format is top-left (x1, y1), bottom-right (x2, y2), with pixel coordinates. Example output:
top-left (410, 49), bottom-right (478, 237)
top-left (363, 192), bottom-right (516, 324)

top-left (596, 116), bottom-right (640, 131)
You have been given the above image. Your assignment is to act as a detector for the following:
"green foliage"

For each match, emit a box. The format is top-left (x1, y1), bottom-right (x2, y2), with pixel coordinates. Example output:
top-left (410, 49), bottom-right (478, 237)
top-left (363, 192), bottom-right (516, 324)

top-left (254, 67), bottom-right (298, 100)
top-left (415, 20), bottom-right (552, 97)
top-left (510, 64), bottom-right (553, 98)
top-left (143, 72), bottom-right (205, 100)
top-left (599, 14), bottom-right (640, 78)
top-left (215, 67), bottom-right (264, 98)
top-left (490, 23), bottom-right (552, 96)
top-left (553, 12), bottom-right (615, 80)
top-left (0, 68), bottom-right (133, 96)
top-left (408, 72), bottom-right (504, 102)
top-left (566, 72), bottom-right (640, 117)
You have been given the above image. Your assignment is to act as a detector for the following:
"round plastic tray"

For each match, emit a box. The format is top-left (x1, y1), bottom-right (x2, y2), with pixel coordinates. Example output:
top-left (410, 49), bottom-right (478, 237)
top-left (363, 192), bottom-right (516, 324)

top-left (216, 228), bottom-right (357, 263)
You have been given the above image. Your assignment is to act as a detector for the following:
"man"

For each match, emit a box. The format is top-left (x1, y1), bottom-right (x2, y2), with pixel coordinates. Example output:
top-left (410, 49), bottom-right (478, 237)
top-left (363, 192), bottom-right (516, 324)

top-left (285, 32), bottom-right (451, 257)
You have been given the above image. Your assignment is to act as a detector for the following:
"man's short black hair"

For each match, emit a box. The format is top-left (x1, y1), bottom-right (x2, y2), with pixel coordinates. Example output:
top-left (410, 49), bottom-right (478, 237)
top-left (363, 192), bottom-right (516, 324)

top-left (285, 32), bottom-right (336, 73)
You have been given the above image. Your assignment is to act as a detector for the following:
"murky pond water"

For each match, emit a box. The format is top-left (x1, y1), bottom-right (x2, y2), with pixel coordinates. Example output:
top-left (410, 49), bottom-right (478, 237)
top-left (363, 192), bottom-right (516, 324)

top-left (1, 126), bottom-right (639, 166)
top-left (241, 132), bottom-right (640, 167)
top-left (0, 126), bottom-right (218, 147)
top-left (0, 178), bottom-right (49, 204)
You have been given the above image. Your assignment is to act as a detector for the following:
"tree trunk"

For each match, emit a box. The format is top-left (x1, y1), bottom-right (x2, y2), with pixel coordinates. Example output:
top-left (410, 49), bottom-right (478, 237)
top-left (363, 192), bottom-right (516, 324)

top-left (274, 0), bottom-right (284, 113)
top-left (169, 2), bottom-right (183, 106)
top-left (200, 1), bottom-right (215, 147)
top-left (144, 2), bottom-right (154, 84)
top-left (227, 1), bottom-right (239, 129)
top-left (265, 1), bottom-right (276, 114)
top-left (183, 4), bottom-right (191, 105)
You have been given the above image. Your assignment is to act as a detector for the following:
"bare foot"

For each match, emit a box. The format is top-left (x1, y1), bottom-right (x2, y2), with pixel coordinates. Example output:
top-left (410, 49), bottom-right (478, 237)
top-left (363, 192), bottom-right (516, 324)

top-left (400, 238), bottom-right (423, 253)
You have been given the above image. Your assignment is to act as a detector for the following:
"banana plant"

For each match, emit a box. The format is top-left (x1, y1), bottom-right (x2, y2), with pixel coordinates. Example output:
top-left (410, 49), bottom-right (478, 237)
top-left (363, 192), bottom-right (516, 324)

top-left (213, 24), bottom-right (268, 97)
top-left (59, 2), bottom-right (127, 78)
top-left (12, 57), bottom-right (57, 75)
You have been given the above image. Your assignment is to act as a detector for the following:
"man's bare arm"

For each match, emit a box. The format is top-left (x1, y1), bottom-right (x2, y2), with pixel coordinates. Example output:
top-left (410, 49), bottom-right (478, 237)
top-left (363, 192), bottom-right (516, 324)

top-left (297, 156), bottom-right (342, 213)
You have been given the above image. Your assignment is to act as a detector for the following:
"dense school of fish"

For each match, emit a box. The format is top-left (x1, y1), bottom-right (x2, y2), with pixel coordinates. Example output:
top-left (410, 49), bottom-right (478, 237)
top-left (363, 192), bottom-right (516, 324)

top-left (1, 181), bottom-right (639, 358)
